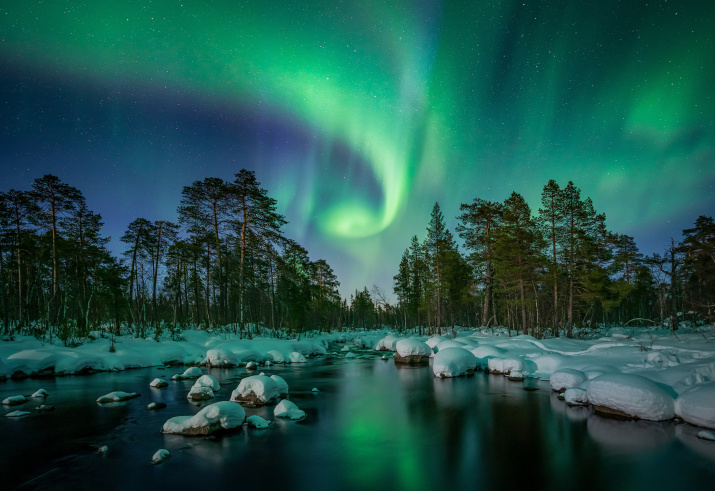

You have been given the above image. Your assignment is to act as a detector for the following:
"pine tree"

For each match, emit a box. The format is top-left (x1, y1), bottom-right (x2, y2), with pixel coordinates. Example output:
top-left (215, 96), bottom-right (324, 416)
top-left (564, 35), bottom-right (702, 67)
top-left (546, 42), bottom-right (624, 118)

top-left (537, 179), bottom-right (563, 329)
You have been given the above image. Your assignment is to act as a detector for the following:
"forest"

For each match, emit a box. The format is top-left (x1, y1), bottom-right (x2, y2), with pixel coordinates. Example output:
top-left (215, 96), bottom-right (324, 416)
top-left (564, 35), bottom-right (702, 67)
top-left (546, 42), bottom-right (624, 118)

top-left (1, 173), bottom-right (713, 343)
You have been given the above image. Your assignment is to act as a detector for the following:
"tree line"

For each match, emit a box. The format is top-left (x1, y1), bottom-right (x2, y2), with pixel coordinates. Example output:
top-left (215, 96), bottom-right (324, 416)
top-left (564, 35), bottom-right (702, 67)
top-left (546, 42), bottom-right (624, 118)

top-left (392, 180), bottom-right (714, 338)
top-left (0, 172), bottom-right (359, 343)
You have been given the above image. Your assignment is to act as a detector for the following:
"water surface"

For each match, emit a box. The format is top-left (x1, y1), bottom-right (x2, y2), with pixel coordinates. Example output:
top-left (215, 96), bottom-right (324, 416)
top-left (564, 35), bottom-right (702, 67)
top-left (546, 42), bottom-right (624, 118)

top-left (1, 351), bottom-right (714, 490)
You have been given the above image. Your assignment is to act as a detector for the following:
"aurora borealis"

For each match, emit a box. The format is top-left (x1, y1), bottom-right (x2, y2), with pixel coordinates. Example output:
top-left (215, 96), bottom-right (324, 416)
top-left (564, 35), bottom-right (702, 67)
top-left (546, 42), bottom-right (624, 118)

top-left (1, 1), bottom-right (713, 298)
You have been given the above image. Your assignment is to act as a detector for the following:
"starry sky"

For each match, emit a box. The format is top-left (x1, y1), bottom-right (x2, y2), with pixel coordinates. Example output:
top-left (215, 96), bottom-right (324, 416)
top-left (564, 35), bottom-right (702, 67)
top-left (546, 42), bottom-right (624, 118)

top-left (1, 0), bottom-right (714, 299)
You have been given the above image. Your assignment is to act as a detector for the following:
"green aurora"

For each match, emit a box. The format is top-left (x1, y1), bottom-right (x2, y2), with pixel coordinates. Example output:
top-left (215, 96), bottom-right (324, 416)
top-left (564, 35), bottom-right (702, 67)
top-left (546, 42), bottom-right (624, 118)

top-left (1, 0), bottom-right (713, 296)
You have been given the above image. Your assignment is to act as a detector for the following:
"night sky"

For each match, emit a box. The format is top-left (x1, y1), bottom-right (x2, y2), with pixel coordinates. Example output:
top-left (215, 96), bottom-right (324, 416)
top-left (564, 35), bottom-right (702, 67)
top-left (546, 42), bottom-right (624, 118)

top-left (1, 1), bottom-right (713, 299)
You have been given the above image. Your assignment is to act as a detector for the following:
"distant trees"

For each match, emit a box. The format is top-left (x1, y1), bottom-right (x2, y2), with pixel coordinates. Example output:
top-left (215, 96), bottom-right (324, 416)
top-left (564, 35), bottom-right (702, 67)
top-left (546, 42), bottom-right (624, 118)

top-left (393, 179), bottom-right (713, 338)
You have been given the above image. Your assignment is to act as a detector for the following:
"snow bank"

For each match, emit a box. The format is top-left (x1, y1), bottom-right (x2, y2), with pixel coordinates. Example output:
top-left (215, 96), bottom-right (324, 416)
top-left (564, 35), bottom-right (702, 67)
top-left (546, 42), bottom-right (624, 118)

top-left (162, 401), bottom-right (246, 435)
top-left (550, 368), bottom-right (588, 392)
top-left (675, 382), bottom-right (715, 429)
top-left (395, 339), bottom-right (432, 358)
top-left (587, 374), bottom-right (675, 421)
top-left (433, 348), bottom-right (477, 378)
top-left (273, 399), bottom-right (305, 420)
top-left (231, 375), bottom-right (279, 406)
top-left (96, 391), bottom-right (140, 403)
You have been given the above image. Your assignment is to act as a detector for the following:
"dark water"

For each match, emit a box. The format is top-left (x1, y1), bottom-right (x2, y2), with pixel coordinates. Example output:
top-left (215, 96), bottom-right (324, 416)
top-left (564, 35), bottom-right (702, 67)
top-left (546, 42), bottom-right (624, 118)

top-left (2, 351), bottom-right (714, 490)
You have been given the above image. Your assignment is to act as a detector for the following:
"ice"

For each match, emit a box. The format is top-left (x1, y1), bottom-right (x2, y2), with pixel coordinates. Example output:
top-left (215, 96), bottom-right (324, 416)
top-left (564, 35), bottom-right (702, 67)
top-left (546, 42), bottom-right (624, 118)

top-left (273, 399), bottom-right (306, 420)
top-left (432, 348), bottom-right (477, 378)
top-left (586, 374), bottom-right (675, 421)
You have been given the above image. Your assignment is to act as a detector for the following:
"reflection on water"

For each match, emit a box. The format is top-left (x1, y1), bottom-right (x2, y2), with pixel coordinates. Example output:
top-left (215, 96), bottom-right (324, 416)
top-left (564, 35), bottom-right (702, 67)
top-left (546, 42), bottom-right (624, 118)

top-left (1, 354), bottom-right (714, 490)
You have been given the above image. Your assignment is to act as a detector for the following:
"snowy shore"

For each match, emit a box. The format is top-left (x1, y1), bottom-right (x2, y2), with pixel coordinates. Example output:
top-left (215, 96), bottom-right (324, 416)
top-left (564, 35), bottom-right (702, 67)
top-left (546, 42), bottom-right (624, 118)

top-left (2, 325), bottom-right (714, 429)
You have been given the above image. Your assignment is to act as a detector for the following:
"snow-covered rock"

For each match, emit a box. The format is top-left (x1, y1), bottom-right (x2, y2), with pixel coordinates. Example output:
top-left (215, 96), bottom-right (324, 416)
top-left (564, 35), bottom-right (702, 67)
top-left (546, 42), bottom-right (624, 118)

top-left (434, 339), bottom-right (465, 353)
top-left (267, 350), bottom-right (287, 363)
top-left (432, 348), bottom-right (477, 378)
top-left (2, 395), bottom-right (29, 406)
top-left (375, 334), bottom-right (403, 351)
top-left (270, 375), bottom-right (289, 396)
top-left (162, 401), bottom-right (246, 435)
top-left (96, 391), bottom-right (140, 403)
top-left (246, 361), bottom-right (258, 370)
top-left (31, 388), bottom-right (48, 398)
top-left (586, 374), bottom-right (675, 421)
top-left (289, 352), bottom-right (307, 363)
top-left (550, 368), bottom-right (588, 392)
top-left (231, 375), bottom-right (279, 406)
top-left (193, 374), bottom-right (220, 391)
top-left (487, 357), bottom-right (525, 375)
top-left (5, 410), bottom-right (30, 417)
top-left (675, 382), bottom-right (715, 429)
top-left (564, 387), bottom-right (589, 406)
top-left (312, 387), bottom-right (319, 392)
top-left (187, 385), bottom-right (214, 401)
top-left (246, 415), bottom-right (271, 429)
top-left (204, 348), bottom-right (239, 367)
top-left (150, 378), bottom-right (169, 388)
top-left (470, 345), bottom-right (507, 369)
top-left (345, 352), bottom-right (356, 359)
top-left (273, 399), bottom-right (306, 420)
top-left (698, 430), bottom-right (715, 441)
top-left (152, 449), bottom-right (171, 464)
top-left (147, 402), bottom-right (167, 410)
top-left (171, 367), bottom-right (202, 380)
top-left (394, 339), bottom-right (431, 364)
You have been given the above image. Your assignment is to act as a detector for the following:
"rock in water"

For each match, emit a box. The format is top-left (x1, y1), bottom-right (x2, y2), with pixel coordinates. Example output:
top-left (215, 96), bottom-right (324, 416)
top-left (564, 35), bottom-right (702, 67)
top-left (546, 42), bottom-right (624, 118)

top-left (152, 449), bottom-right (171, 464)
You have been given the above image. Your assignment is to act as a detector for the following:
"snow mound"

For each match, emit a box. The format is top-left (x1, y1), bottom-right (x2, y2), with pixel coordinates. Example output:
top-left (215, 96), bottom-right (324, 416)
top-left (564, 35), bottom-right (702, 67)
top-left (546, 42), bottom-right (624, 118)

top-left (204, 349), bottom-right (238, 367)
top-left (289, 352), bottom-right (307, 363)
top-left (187, 385), bottom-right (214, 401)
top-left (550, 369), bottom-right (588, 392)
top-left (246, 415), bottom-right (271, 429)
top-left (375, 334), bottom-right (403, 351)
top-left (470, 345), bottom-right (507, 368)
top-left (96, 391), bottom-right (140, 403)
top-left (162, 401), bottom-right (246, 435)
top-left (150, 378), bottom-right (168, 388)
top-left (487, 357), bottom-right (525, 375)
top-left (434, 339), bottom-right (466, 353)
top-left (270, 375), bottom-right (289, 396)
top-left (426, 336), bottom-right (445, 349)
top-left (564, 387), bottom-right (589, 406)
top-left (152, 449), bottom-right (170, 464)
top-left (246, 361), bottom-right (258, 370)
top-left (193, 374), bottom-right (220, 391)
top-left (267, 350), bottom-right (287, 363)
top-left (675, 382), bottom-right (715, 429)
top-left (530, 353), bottom-right (567, 375)
top-left (345, 352), bottom-right (356, 359)
top-left (231, 375), bottom-right (279, 406)
top-left (395, 339), bottom-right (432, 358)
top-left (274, 399), bottom-right (306, 420)
top-left (31, 388), bottom-right (48, 398)
top-left (172, 367), bottom-right (202, 380)
top-left (433, 348), bottom-right (477, 378)
top-left (587, 374), bottom-right (675, 421)
top-left (6, 410), bottom-right (30, 417)
top-left (2, 395), bottom-right (29, 406)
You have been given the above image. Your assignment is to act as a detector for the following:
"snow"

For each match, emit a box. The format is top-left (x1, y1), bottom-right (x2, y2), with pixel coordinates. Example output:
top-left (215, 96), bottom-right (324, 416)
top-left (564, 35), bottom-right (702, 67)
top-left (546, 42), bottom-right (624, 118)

top-left (193, 374), bottom-right (220, 391)
top-left (273, 399), bottom-right (306, 420)
top-left (150, 378), bottom-right (168, 388)
top-left (289, 352), bottom-right (307, 363)
top-left (487, 357), bottom-right (525, 374)
top-left (434, 339), bottom-right (466, 353)
top-left (270, 374), bottom-right (289, 395)
top-left (31, 388), bottom-right (48, 398)
top-left (231, 375), bottom-right (279, 405)
top-left (96, 391), bottom-right (140, 403)
top-left (246, 415), bottom-right (271, 429)
top-left (162, 401), bottom-right (246, 435)
top-left (345, 352), bottom-right (356, 359)
top-left (564, 387), bottom-right (589, 406)
top-left (312, 387), bottom-right (319, 392)
top-left (375, 334), bottom-right (403, 351)
top-left (698, 430), bottom-right (715, 441)
top-left (470, 345), bottom-right (507, 369)
top-left (152, 449), bottom-right (171, 464)
top-left (187, 385), bottom-right (214, 401)
top-left (674, 382), bottom-right (715, 429)
top-left (586, 374), bottom-right (675, 421)
top-left (550, 368), bottom-right (588, 392)
top-left (6, 410), bottom-right (30, 417)
top-left (246, 361), bottom-right (258, 369)
top-left (172, 366), bottom-right (203, 380)
top-left (2, 395), bottom-right (29, 406)
top-left (204, 348), bottom-right (239, 367)
top-left (433, 348), bottom-right (477, 378)
top-left (395, 338), bottom-right (432, 358)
